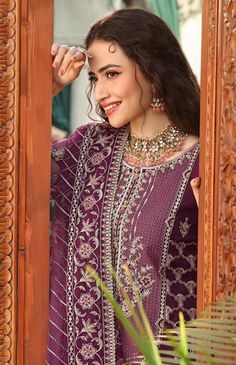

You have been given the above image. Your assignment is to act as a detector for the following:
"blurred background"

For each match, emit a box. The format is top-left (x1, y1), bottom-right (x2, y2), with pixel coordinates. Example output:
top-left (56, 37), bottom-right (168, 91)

top-left (52, 0), bottom-right (201, 139)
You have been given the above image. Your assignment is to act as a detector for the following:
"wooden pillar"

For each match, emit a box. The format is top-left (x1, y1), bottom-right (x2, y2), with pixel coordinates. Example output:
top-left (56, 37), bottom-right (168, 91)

top-left (0, 0), bottom-right (53, 364)
top-left (198, 0), bottom-right (236, 312)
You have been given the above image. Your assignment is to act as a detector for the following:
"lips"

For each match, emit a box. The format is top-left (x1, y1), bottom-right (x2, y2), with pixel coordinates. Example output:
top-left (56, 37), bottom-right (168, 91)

top-left (101, 102), bottom-right (121, 116)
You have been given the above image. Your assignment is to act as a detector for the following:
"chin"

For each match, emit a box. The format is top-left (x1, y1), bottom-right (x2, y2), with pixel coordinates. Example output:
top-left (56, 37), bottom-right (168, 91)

top-left (107, 118), bottom-right (129, 129)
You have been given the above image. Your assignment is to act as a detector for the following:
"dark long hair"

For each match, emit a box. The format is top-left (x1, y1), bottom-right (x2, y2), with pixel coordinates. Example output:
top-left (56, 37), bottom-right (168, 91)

top-left (85, 8), bottom-right (200, 136)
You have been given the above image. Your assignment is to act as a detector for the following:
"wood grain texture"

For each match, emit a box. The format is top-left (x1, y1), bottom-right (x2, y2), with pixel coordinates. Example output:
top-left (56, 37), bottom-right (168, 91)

top-left (17, 1), bottom-right (53, 364)
top-left (0, 1), bottom-right (18, 365)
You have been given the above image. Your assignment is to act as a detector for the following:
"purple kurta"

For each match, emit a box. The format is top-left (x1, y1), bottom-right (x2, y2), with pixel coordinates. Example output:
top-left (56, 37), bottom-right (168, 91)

top-left (47, 122), bottom-right (199, 365)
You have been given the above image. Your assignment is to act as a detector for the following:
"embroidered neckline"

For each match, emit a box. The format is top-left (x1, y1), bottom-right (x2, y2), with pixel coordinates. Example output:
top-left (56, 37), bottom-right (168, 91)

top-left (123, 142), bottom-right (199, 171)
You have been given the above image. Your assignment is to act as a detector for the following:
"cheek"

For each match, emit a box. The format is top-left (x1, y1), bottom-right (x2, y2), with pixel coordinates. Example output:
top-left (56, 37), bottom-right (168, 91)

top-left (114, 77), bottom-right (137, 98)
top-left (113, 75), bottom-right (152, 109)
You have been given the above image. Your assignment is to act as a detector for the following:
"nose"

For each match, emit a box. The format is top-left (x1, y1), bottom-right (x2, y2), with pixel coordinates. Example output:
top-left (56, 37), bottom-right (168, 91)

top-left (94, 79), bottom-right (110, 103)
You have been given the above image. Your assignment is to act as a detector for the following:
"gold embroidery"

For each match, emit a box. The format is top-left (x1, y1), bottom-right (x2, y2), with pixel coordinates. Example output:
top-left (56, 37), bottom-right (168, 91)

top-left (117, 237), bottom-right (155, 317)
top-left (51, 147), bottom-right (65, 161)
top-left (179, 217), bottom-right (192, 237)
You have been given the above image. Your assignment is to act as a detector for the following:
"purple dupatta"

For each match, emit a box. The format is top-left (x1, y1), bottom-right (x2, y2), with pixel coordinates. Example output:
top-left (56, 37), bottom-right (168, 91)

top-left (48, 123), bottom-right (129, 365)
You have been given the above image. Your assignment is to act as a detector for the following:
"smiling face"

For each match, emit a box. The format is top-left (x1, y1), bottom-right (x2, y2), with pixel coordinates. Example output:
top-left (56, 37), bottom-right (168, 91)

top-left (88, 40), bottom-right (153, 129)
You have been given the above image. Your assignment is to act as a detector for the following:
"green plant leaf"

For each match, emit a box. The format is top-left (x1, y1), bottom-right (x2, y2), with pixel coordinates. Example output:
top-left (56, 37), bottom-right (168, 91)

top-left (87, 265), bottom-right (163, 365)
top-left (86, 264), bottom-right (236, 365)
top-left (110, 266), bottom-right (145, 336)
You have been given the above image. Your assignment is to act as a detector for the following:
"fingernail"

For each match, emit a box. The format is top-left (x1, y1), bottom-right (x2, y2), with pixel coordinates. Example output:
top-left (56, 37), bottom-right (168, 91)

top-left (53, 61), bottom-right (58, 68)
top-left (72, 54), bottom-right (83, 61)
top-left (59, 69), bottom-right (64, 76)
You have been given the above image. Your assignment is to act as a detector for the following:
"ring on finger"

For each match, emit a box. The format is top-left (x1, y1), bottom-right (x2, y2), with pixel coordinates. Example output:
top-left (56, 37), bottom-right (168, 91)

top-left (69, 46), bottom-right (77, 53)
top-left (77, 46), bottom-right (92, 70)
top-left (77, 46), bottom-right (92, 58)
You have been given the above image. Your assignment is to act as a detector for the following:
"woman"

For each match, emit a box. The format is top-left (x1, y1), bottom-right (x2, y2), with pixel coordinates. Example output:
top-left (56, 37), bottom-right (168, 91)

top-left (47, 8), bottom-right (200, 365)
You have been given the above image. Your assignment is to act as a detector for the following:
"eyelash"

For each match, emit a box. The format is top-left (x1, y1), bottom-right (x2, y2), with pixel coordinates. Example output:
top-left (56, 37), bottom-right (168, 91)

top-left (89, 71), bottom-right (120, 84)
top-left (106, 71), bottom-right (120, 78)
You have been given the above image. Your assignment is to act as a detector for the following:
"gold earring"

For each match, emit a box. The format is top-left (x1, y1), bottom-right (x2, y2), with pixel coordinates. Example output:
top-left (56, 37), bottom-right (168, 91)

top-left (151, 95), bottom-right (165, 112)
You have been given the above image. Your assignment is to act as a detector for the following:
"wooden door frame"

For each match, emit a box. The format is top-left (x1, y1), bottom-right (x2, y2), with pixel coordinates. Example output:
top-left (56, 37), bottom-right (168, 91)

top-left (0, 1), bottom-right (235, 364)
top-left (197, 0), bottom-right (236, 312)
top-left (0, 0), bottom-right (52, 364)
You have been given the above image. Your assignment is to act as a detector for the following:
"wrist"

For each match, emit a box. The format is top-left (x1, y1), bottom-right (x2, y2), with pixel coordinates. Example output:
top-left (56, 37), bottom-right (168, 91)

top-left (52, 82), bottom-right (64, 97)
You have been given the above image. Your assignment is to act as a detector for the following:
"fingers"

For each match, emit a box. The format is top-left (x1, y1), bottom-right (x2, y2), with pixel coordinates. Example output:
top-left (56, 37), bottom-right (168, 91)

top-left (191, 177), bottom-right (201, 188)
top-left (51, 43), bottom-right (60, 56)
top-left (52, 44), bottom-right (86, 76)
top-left (191, 177), bottom-right (201, 207)
top-left (57, 46), bottom-right (77, 76)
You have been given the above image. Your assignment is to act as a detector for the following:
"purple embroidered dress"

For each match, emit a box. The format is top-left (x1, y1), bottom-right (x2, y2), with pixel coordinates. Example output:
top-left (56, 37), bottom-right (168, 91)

top-left (47, 122), bottom-right (199, 365)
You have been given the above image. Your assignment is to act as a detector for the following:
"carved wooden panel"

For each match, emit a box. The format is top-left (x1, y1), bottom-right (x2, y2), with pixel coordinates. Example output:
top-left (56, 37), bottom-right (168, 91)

top-left (0, 1), bottom-right (17, 364)
top-left (197, 0), bottom-right (218, 312)
top-left (198, 0), bottom-right (236, 311)
top-left (216, 0), bottom-right (236, 299)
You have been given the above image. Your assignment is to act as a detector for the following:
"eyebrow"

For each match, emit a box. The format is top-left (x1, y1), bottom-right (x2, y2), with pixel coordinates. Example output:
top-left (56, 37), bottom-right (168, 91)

top-left (88, 64), bottom-right (122, 76)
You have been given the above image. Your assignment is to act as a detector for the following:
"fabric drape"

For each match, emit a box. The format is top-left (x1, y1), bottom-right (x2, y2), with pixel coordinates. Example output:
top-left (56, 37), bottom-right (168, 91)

top-left (52, 85), bottom-right (71, 134)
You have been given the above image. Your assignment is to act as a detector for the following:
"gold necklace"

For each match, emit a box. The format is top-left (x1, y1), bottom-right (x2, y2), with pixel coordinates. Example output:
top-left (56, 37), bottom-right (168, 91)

top-left (124, 123), bottom-right (187, 165)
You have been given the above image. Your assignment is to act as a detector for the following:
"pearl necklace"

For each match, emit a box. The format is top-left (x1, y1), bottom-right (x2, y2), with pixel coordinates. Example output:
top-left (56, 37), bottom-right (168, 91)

top-left (124, 123), bottom-right (187, 165)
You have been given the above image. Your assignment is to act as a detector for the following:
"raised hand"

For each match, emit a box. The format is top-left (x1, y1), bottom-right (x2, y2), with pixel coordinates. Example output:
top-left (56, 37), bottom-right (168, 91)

top-left (51, 43), bottom-right (88, 96)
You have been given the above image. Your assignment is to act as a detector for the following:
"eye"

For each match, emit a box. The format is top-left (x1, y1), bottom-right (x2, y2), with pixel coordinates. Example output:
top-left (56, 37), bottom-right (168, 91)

top-left (88, 75), bottom-right (97, 84)
top-left (106, 71), bottom-right (119, 78)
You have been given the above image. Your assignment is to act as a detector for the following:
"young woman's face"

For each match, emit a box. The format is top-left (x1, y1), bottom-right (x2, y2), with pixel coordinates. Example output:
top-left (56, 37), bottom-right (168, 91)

top-left (88, 40), bottom-right (153, 128)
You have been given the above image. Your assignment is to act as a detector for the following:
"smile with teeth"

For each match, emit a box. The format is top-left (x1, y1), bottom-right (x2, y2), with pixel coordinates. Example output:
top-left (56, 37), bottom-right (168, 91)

top-left (103, 102), bottom-right (121, 115)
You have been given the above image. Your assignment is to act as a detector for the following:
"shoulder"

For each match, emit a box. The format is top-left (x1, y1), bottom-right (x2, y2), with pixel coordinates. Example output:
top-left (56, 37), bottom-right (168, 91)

top-left (66, 122), bottom-right (95, 145)
top-left (52, 122), bottom-right (121, 159)
top-left (51, 122), bottom-right (94, 162)
top-left (67, 122), bottom-right (120, 145)
top-left (183, 135), bottom-right (199, 151)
